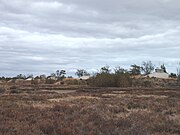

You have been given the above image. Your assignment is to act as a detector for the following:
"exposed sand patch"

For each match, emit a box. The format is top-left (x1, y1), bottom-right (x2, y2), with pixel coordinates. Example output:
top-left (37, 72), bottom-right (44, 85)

top-left (41, 90), bottom-right (76, 93)
top-left (102, 92), bottom-right (168, 99)
top-left (102, 93), bottom-right (135, 98)
top-left (102, 94), bottom-right (117, 97)
top-left (32, 103), bottom-right (53, 109)
top-left (48, 96), bottom-right (101, 102)
top-left (115, 113), bottom-right (129, 118)
top-left (136, 94), bottom-right (168, 98)
top-left (112, 91), bottom-right (126, 94)
top-left (18, 101), bottom-right (53, 109)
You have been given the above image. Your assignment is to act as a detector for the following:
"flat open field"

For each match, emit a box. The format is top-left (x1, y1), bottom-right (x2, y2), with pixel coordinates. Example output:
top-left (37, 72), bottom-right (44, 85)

top-left (0, 87), bottom-right (180, 135)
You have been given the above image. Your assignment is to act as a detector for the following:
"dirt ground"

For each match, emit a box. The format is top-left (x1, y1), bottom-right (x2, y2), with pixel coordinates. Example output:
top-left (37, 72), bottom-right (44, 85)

top-left (0, 87), bottom-right (180, 135)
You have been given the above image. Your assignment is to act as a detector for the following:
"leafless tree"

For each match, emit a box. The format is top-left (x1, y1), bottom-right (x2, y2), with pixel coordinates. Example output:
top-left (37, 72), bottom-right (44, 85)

top-left (141, 61), bottom-right (155, 75)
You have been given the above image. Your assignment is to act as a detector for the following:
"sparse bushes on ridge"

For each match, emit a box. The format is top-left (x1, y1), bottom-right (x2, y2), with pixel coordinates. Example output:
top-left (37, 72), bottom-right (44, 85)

top-left (89, 72), bottom-right (178, 88)
top-left (1, 62), bottom-right (180, 88)
top-left (131, 77), bottom-right (178, 88)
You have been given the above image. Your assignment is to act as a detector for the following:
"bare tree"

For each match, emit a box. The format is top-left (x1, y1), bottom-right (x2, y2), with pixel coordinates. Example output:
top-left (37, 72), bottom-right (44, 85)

top-left (75, 69), bottom-right (89, 78)
top-left (141, 61), bottom-right (155, 75)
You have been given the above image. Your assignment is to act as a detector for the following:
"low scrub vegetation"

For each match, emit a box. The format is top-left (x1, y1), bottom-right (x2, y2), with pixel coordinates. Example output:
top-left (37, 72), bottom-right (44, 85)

top-left (89, 72), bottom-right (132, 87)
top-left (0, 87), bottom-right (179, 135)
top-left (0, 87), bottom-right (5, 94)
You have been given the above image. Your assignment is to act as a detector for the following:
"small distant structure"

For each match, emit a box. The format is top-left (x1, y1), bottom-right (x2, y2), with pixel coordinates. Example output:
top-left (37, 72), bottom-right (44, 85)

top-left (79, 75), bottom-right (91, 80)
top-left (47, 76), bottom-right (57, 80)
top-left (40, 75), bottom-right (46, 80)
top-left (147, 65), bottom-right (169, 79)
top-left (26, 77), bottom-right (33, 81)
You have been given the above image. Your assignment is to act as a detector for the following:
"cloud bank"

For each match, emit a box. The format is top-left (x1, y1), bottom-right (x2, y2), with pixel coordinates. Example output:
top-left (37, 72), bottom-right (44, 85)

top-left (0, 0), bottom-right (180, 76)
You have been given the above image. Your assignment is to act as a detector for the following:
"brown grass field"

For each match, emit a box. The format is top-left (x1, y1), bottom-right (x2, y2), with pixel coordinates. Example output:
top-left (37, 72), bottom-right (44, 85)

top-left (0, 86), bottom-right (180, 135)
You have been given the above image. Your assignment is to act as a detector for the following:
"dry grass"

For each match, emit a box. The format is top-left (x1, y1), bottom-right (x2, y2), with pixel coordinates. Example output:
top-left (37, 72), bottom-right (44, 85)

top-left (0, 86), bottom-right (180, 135)
top-left (48, 95), bottom-right (101, 102)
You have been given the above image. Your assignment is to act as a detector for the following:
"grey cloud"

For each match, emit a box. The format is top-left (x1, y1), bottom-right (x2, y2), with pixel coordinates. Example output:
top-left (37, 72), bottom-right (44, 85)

top-left (1, 0), bottom-right (180, 39)
top-left (0, 0), bottom-right (180, 76)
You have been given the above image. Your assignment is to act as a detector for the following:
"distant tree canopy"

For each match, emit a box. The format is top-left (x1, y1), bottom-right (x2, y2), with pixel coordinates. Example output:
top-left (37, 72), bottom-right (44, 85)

top-left (1, 61), bottom-right (179, 87)
top-left (16, 74), bottom-right (26, 79)
top-left (114, 66), bottom-right (127, 74)
top-left (129, 64), bottom-right (141, 75)
top-left (100, 66), bottom-right (111, 74)
top-left (161, 64), bottom-right (167, 73)
top-left (141, 61), bottom-right (155, 75)
top-left (169, 73), bottom-right (177, 78)
top-left (75, 69), bottom-right (89, 78)
top-left (26, 74), bottom-right (33, 79)
top-left (56, 70), bottom-right (66, 80)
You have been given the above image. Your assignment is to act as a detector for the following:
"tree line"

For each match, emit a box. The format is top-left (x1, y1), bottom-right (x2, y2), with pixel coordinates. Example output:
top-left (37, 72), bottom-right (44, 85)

top-left (0, 61), bottom-right (180, 81)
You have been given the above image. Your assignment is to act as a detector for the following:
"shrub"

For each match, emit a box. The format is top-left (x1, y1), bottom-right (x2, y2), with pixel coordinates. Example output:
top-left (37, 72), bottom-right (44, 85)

top-left (115, 73), bottom-right (132, 87)
top-left (143, 80), bottom-right (153, 87)
top-left (9, 86), bottom-right (19, 94)
top-left (65, 79), bottom-right (88, 85)
top-left (89, 72), bottom-right (132, 87)
top-left (94, 73), bottom-right (115, 87)
top-left (0, 87), bottom-right (5, 94)
top-left (10, 89), bottom-right (20, 94)
top-left (65, 79), bottom-right (79, 85)
top-left (45, 79), bottom-right (56, 84)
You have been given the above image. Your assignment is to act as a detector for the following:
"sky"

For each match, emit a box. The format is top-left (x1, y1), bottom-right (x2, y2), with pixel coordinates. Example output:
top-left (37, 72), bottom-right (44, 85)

top-left (0, 0), bottom-right (180, 77)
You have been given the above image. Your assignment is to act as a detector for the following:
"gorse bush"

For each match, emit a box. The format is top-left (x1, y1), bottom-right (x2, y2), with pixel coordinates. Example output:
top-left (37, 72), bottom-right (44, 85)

top-left (88, 72), bottom-right (132, 87)
top-left (45, 79), bottom-right (56, 84)
top-left (115, 73), bottom-right (132, 87)
top-left (94, 73), bottom-right (115, 87)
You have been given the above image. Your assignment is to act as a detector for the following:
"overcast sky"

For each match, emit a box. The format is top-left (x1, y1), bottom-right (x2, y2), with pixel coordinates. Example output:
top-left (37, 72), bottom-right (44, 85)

top-left (0, 0), bottom-right (180, 76)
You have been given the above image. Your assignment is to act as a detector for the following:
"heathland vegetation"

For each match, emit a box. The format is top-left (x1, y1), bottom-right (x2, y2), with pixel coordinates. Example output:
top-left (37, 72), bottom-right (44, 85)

top-left (0, 61), bottom-right (180, 135)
